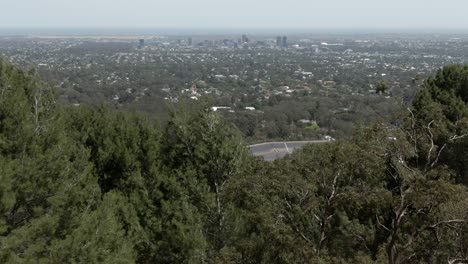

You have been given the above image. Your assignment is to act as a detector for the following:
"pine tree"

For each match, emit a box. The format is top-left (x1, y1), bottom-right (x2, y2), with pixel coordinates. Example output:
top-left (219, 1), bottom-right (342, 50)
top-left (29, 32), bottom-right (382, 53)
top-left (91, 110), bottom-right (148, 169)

top-left (0, 57), bottom-right (137, 262)
top-left (160, 100), bottom-right (248, 258)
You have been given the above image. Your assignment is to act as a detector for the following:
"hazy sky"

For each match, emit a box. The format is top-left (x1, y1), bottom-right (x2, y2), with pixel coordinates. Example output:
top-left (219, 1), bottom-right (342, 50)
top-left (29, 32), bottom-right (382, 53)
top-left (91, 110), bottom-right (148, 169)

top-left (1, 0), bottom-right (467, 30)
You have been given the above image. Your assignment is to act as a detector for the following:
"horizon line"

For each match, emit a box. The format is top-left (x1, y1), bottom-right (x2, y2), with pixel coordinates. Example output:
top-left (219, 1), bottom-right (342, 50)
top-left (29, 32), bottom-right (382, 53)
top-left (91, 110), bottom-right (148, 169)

top-left (1, 27), bottom-right (468, 36)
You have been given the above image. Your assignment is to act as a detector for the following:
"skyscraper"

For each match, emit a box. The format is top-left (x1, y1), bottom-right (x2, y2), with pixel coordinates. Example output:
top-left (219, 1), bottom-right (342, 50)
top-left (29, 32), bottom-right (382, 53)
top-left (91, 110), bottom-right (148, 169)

top-left (276, 36), bottom-right (282, 47)
top-left (188, 37), bottom-right (193, 46)
top-left (282, 36), bottom-right (288, 48)
top-left (242, 34), bottom-right (249, 43)
top-left (138, 39), bottom-right (145, 49)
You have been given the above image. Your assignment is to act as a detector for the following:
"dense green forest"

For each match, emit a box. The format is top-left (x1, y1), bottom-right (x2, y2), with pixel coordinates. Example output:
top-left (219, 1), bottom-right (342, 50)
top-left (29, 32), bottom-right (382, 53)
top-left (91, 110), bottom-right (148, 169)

top-left (1, 55), bottom-right (468, 263)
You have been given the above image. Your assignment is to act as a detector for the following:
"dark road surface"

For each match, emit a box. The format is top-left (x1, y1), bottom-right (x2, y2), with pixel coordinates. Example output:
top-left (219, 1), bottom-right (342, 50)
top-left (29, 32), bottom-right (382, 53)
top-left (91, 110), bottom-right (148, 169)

top-left (249, 140), bottom-right (328, 161)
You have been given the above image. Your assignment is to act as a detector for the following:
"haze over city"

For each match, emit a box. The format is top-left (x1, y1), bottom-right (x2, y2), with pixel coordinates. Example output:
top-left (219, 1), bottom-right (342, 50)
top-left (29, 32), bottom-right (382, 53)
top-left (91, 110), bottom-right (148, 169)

top-left (1, 0), bottom-right (468, 32)
top-left (3, 0), bottom-right (468, 263)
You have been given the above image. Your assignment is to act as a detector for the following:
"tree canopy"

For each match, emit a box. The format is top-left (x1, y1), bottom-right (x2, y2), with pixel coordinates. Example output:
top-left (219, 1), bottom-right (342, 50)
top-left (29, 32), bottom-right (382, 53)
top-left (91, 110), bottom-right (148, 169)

top-left (1, 56), bottom-right (468, 263)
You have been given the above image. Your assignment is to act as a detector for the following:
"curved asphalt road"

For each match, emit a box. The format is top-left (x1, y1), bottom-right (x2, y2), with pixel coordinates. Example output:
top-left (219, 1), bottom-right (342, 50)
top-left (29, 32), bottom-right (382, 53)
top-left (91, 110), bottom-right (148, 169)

top-left (249, 140), bottom-right (328, 161)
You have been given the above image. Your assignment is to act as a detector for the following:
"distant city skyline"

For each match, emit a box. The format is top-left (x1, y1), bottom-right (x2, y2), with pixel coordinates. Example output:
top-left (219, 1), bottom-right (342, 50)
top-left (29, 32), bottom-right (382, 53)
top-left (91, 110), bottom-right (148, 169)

top-left (1, 0), bottom-right (468, 33)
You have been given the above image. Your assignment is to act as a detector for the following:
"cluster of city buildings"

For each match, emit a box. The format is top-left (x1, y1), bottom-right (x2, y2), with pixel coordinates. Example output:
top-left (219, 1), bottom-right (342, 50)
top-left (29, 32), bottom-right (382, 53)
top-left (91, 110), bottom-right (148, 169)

top-left (135, 34), bottom-right (290, 50)
top-left (1, 34), bottom-right (467, 107)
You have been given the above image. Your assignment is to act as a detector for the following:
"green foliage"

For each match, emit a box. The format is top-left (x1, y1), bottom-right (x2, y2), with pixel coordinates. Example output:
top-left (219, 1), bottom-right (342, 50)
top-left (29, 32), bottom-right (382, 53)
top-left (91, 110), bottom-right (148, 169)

top-left (376, 80), bottom-right (390, 95)
top-left (0, 57), bottom-right (134, 262)
top-left (222, 122), bottom-right (468, 263)
top-left (411, 64), bottom-right (468, 183)
top-left (1, 56), bottom-right (468, 263)
top-left (305, 123), bottom-right (320, 130)
top-left (160, 100), bottom-right (249, 258)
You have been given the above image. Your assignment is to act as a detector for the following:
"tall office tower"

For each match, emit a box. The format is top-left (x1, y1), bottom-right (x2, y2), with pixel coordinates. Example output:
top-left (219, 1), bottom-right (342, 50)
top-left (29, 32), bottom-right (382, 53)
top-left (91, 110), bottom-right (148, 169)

top-left (138, 39), bottom-right (145, 49)
top-left (282, 36), bottom-right (288, 48)
top-left (242, 34), bottom-right (249, 43)
top-left (276, 36), bottom-right (282, 47)
top-left (188, 37), bottom-right (193, 46)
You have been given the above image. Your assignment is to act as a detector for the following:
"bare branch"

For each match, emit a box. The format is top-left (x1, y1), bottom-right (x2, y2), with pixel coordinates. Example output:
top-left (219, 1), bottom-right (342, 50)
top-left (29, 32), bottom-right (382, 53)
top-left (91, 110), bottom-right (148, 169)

top-left (376, 215), bottom-right (391, 232)
top-left (429, 143), bottom-right (447, 169)
top-left (448, 257), bottom-right (468, 264)
top-left (425, 120), bottom-right (436, 170)
top-left (430, 219), bottom-right (465, 229)
top-left (450, 134), bottom-right (468, 142)
top-left (350, 230), bottom-right (372, 254)
top-left (328, 172), bottom-right (340, 205)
